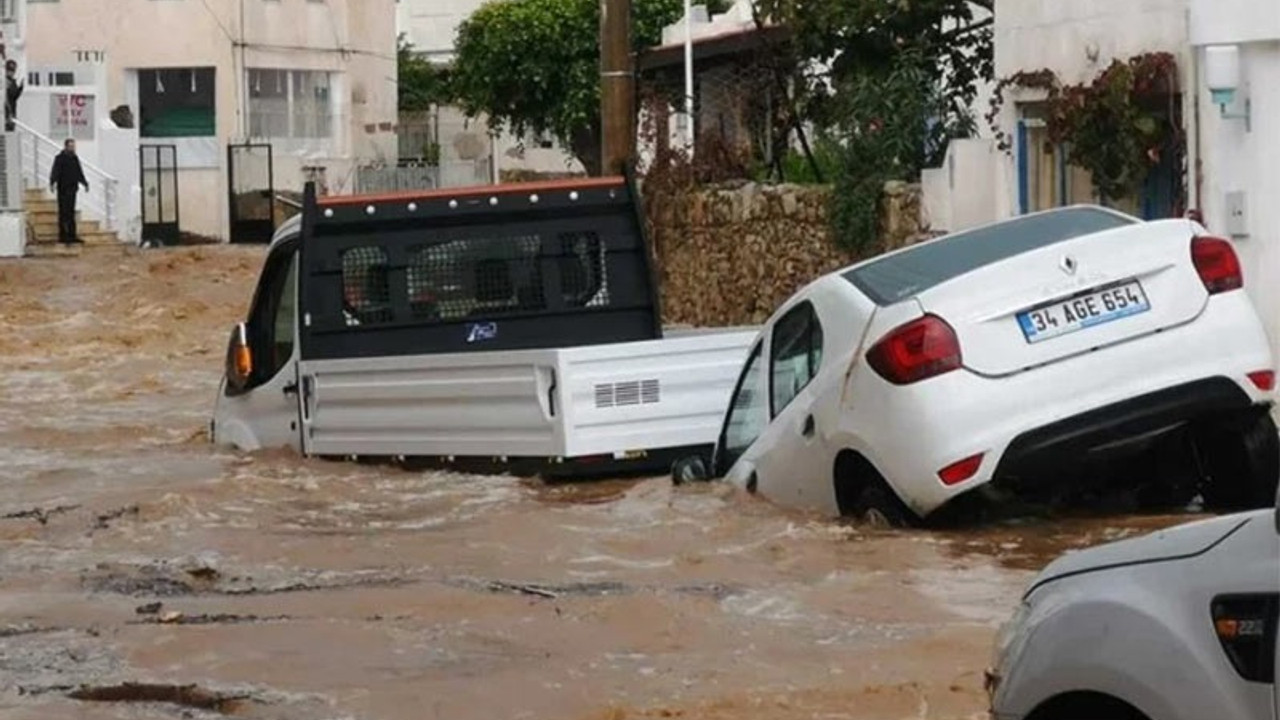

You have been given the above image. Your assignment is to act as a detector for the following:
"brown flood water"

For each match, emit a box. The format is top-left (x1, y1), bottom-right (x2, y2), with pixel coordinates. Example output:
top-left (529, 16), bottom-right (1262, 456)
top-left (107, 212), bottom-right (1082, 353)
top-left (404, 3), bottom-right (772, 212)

top-left (0, 247), bottom-right (1198, 720)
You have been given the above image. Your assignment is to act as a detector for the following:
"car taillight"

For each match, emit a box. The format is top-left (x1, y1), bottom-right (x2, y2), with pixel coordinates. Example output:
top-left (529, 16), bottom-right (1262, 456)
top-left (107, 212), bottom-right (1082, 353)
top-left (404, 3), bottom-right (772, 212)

top-left (938, 453), bottom-right (984, 486)
top-left (1247, 370), bottom-right (1275, 392)
top-left (1211, 594), bottom-right (1278, 683)
top-left (866, 314), bottom-right (962, 385)
top-left (1192, 235), bottom-right (1243, 294)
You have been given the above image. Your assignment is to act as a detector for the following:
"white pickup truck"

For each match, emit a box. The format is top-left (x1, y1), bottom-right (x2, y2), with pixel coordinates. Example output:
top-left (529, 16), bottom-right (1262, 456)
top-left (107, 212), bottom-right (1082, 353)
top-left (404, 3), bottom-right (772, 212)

top-left (210, 176), bottom-right (757, 478)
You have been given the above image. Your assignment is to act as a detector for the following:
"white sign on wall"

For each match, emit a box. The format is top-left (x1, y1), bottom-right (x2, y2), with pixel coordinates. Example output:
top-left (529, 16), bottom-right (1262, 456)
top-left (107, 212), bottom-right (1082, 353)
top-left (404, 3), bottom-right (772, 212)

top-left (50, 93), bottom-right (95, 141)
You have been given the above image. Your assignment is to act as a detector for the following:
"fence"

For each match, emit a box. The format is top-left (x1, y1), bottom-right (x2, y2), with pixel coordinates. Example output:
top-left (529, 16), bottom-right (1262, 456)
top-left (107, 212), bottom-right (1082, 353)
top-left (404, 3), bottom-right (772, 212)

top-left (354, 165), bottom-right (440, 194)
top-left (636, 25), bottom-right (796, 178)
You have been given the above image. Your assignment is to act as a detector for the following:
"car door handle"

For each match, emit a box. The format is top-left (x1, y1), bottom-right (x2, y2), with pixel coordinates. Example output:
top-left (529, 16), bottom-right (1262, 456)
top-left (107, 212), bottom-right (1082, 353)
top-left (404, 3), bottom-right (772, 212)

top-left (802, 415), bottom-right (815, 437)
top-left (283, 382), bottom-right (299, 396)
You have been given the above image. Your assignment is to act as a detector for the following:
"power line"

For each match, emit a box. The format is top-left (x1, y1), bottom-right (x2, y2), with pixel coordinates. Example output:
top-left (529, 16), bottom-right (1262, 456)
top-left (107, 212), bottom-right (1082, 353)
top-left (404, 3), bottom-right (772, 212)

top-left (196, 0), bottom-right (236, 43)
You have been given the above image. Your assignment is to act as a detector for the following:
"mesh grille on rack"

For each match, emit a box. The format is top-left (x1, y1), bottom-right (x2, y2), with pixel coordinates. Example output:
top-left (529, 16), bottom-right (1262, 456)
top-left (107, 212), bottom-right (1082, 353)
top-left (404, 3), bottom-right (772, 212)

top-left (557, 232), bottom-right (610, 308)
top-left (340, 246), bottom-right (393, 326)
top-left (407, 235), bottom-right (547, 321)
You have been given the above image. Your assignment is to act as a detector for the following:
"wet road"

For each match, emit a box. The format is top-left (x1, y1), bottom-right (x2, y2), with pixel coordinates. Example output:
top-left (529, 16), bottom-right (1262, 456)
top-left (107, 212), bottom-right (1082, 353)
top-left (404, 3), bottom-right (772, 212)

top-left (0, 247), bottom-right (1198, 720)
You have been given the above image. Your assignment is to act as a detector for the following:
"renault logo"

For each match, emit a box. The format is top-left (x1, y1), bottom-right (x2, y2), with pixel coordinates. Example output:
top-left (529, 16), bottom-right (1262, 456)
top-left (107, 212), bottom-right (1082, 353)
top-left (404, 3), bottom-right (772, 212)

top-left (1060, 255), bottom-right (1078, 275)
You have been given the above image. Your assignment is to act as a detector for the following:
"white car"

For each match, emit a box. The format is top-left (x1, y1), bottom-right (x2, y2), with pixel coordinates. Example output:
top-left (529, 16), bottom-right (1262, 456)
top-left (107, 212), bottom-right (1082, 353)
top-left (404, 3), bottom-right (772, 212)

top-left (676, 205), bottom-right (1278, 524)
top-left (987, 490), bottom-right (1280, 720)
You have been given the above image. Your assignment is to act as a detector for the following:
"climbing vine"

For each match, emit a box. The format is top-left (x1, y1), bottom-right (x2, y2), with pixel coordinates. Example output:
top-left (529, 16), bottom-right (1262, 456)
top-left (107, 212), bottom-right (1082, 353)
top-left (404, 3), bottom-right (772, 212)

top-left (986, 52), bottom-right (1184, 205)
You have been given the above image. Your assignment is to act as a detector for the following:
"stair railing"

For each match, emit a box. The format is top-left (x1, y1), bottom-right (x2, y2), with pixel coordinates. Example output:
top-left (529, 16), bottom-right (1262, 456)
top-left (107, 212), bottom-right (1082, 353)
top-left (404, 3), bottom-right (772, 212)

top-left (15, 120), bottom-right (120, 233)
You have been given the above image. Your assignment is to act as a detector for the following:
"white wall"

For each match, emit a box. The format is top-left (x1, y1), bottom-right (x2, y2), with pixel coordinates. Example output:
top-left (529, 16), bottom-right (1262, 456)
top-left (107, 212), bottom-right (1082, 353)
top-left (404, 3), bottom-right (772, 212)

top-left (989, 0), bottom-right (1192, 221)
top-left (24, 0), bottom-right (398, 239)
top-left (396, 0), bottom-right (486, 62)
top-left (396, 0), bottom-right (583, 180)
top-left (1191, 0), bottom-right (1280, 371)
top-left (921, 138), bottom-right (1000, 234)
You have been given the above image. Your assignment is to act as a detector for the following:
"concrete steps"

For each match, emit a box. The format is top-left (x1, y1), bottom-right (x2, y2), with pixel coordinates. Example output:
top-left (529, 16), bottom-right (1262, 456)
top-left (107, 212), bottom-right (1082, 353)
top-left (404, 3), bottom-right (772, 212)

top-left (23, 188), bottom-right (122, 248)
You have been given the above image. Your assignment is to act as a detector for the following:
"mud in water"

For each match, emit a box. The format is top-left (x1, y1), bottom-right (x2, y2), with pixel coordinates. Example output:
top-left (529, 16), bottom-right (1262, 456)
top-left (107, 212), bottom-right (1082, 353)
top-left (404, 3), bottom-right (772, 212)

top-left (0, 247), bottom-right (1201, 720)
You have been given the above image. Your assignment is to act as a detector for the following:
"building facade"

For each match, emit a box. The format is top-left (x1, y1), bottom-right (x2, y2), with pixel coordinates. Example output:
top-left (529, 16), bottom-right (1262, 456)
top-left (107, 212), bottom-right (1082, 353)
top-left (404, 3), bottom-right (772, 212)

top-left (395, 0), bottom-right (584, 185)
top-left (18, 0), bottom-right (397, 240)
top-left (1190, 0), bottom-right (1280, 375)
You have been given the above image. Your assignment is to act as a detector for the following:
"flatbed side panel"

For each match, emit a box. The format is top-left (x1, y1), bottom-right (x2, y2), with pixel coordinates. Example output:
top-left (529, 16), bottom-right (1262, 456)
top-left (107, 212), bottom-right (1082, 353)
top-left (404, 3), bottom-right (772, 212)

top-left (297, 350), bottom-right (564, 459)
top-left (557, 331), bottom-right (758, 458)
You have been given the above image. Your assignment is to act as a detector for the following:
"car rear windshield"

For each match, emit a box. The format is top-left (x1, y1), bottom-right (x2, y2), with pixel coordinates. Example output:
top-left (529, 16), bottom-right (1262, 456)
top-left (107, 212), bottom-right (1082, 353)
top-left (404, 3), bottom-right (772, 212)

top-left (842, 207), bottom-right (1138, 305)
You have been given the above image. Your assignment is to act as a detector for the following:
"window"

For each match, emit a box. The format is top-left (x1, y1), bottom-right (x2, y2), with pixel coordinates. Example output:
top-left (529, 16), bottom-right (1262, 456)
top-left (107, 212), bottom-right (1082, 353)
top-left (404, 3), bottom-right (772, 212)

top-left (247, 68), bottom-right (333, 139)
top-left (843, 207), bottom-right (1137, 306)
top-left (769, 302), bottom-right (823, 417)
top-left (230, 246), bottom-right (297, 395)
top-left (719, 342), bottom-right (767, 473)
top-left (138, 67), bottom-right (216, 138)
top-left (406, 235), bottom-right (546, 322)
top-left (341, 247), bottom-right (393, 326)
top-left (270, 252), bottom-right (298, 375)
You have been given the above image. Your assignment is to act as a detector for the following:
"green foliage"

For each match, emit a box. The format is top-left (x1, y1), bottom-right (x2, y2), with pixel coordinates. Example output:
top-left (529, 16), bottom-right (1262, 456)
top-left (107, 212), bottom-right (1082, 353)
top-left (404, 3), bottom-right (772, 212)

top-left (825, 50), bottom-right (957, 253)
top-left (450, 0), bottom-right (721, 174)
top-left (397, 34), bottom-right (454, 112)
top-left (751, 0), bottom-right (992, 249)
top-left (988, 52), bottom-right (1183, 203)
top-left (762, 143), bottom-right (841, 185)
top-left (757, 0), bottom-right (992, 139)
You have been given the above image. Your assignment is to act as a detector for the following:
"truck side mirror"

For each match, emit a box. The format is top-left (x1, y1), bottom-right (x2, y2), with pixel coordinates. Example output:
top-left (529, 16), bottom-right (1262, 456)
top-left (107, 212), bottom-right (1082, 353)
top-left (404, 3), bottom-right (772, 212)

top-left (225, 323), bottom-right (253, 392)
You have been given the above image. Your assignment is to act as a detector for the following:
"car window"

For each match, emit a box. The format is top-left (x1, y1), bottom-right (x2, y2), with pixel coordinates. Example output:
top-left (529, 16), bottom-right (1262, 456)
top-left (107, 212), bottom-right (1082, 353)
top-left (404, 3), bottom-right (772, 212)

top-left (770, 301), bottom-right (824, 417)
top-left (236, 244), bottom-right (297, 393)
top-left (843, 206), bottom-right (1137, 305)
top-left (269, 252), bottom-right (298, 376)
top-left (720, 342), bottom-right (766, 470)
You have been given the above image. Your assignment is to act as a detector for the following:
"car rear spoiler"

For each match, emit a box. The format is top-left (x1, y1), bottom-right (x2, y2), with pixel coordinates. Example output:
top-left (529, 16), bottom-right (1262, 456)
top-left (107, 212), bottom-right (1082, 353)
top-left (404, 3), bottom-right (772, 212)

top-left (294, 168), bottom-right (666, 361)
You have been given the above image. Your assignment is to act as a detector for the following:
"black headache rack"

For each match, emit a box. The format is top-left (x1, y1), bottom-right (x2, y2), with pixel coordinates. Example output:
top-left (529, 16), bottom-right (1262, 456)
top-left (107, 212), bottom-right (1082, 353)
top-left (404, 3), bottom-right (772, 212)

top-left (296, 173), bottom-right (664, 361)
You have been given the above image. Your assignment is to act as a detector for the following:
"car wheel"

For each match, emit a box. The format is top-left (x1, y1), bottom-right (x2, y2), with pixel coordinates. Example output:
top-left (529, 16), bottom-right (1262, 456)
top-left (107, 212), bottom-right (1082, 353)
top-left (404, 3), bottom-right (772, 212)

top-left (834, 453), bottom-right (917, 528)
top-left (1196, 410), bottom-right (1280, 512)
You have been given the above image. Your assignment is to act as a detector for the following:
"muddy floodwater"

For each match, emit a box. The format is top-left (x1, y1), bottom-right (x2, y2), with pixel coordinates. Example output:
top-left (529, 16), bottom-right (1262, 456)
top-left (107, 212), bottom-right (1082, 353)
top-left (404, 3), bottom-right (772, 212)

top-left (0, 247), bottom-right (1200, 720)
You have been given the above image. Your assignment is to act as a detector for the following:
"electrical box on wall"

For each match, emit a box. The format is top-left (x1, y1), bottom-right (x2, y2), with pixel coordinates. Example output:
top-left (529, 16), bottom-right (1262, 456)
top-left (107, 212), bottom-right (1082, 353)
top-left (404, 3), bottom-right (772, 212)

top-left (1225, 191), bottom-right (1249, 238)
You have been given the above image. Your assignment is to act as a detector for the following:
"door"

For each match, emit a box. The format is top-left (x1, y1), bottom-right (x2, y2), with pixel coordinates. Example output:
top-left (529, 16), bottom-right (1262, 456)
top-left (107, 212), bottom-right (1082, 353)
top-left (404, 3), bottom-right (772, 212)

top-left (213, 240), bottom-right (301, 451)
top-left (713, 340), bottom-right (768, 487)
top-left (228, 142), bottom-right (275, 244)
top-left (140, 144), bottom-right (179, 246)
top-left (751, 300), bottom-right (831, 512)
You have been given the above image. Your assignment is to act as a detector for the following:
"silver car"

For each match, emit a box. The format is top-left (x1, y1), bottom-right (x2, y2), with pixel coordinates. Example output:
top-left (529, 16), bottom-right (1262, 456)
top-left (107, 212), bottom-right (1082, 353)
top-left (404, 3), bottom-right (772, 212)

top-left (988, 488), bottom-right (1280, 720)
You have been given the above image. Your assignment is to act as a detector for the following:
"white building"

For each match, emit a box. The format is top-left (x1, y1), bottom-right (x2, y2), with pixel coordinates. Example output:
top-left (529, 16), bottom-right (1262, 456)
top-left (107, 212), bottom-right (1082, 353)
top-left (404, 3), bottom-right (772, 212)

top-left (15, 0), bottom-right (398, 242)
top-left (923, 0), bottom-right (1190, 234)
top-left (395, 0), bottom-right (584, 184)
top-left (1191, 0), bottom-right (1280, 374)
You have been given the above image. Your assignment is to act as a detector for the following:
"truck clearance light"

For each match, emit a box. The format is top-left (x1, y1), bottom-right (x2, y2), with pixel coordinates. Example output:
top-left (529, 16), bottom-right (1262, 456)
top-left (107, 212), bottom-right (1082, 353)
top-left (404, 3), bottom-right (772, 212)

top-left (1211, 593), bottom-right (1278, 683)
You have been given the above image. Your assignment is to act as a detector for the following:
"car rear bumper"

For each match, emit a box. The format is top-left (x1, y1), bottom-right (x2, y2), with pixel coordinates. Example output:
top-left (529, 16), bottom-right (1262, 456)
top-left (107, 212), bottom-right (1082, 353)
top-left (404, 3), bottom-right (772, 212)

top-left (841, 291), bottom-right (1274, 516)
top-left (993, 376), bottom-right (1258, 481)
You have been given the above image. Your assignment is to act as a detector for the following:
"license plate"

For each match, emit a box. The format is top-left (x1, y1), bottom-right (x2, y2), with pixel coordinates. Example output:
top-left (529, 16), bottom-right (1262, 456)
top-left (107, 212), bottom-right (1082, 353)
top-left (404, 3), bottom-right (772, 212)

top-left (1017, 279), bottom-right (1150, 344)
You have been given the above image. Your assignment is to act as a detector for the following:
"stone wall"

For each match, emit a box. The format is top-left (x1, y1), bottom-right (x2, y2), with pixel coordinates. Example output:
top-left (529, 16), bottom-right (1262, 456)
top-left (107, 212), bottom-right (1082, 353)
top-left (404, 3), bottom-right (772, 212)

top-left (645, 180), bottom-right (931, 327)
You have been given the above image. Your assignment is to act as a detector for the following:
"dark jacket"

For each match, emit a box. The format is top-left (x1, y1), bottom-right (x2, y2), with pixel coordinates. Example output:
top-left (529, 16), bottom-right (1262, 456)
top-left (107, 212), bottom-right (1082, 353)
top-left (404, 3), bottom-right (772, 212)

top-left (50, 151), bottom-right (88, 195)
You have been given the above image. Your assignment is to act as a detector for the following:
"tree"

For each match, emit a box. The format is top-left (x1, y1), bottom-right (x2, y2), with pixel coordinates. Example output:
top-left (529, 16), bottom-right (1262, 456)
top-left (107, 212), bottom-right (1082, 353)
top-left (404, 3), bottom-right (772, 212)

top-left (397, 34), bottom-right (454, 112)
top-left (758, 0), bottom-right (993, 163)
top-left (449, 0), bottom-right (710, 175)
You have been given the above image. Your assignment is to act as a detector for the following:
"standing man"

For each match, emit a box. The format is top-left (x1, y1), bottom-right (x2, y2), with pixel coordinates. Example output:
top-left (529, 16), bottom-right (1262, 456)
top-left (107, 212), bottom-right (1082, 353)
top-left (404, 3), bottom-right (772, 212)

top-left (4, 59), bottom-right (22, 131)
top-left (49, 139), bottom-right (89, 245)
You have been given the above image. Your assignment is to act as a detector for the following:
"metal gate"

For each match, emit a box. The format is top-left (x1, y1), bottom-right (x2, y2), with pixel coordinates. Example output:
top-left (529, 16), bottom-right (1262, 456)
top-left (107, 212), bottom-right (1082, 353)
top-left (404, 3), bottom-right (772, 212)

top-left (140, 144), bottom-right (179, 247)
top-left (228, 142), bottom-right (275, 244)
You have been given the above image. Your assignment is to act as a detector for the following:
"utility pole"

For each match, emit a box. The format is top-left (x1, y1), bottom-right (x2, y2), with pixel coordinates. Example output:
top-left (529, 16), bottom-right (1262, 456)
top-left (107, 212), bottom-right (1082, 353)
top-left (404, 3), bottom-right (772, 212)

top-left (600, 0), bottom-right (633, 176)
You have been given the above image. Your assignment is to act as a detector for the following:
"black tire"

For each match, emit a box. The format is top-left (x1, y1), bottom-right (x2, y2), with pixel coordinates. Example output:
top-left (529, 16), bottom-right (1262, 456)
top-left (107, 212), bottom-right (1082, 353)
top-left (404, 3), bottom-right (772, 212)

top-left (1196, 410), bottom-right (1280, 512)
top-left (834, 453), bottom-right (918, 528)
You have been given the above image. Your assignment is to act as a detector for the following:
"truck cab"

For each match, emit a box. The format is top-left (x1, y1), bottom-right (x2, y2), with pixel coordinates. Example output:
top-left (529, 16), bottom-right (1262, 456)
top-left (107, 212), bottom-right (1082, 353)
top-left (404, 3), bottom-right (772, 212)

top-left (211, 176), bottom-right (758, 477)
